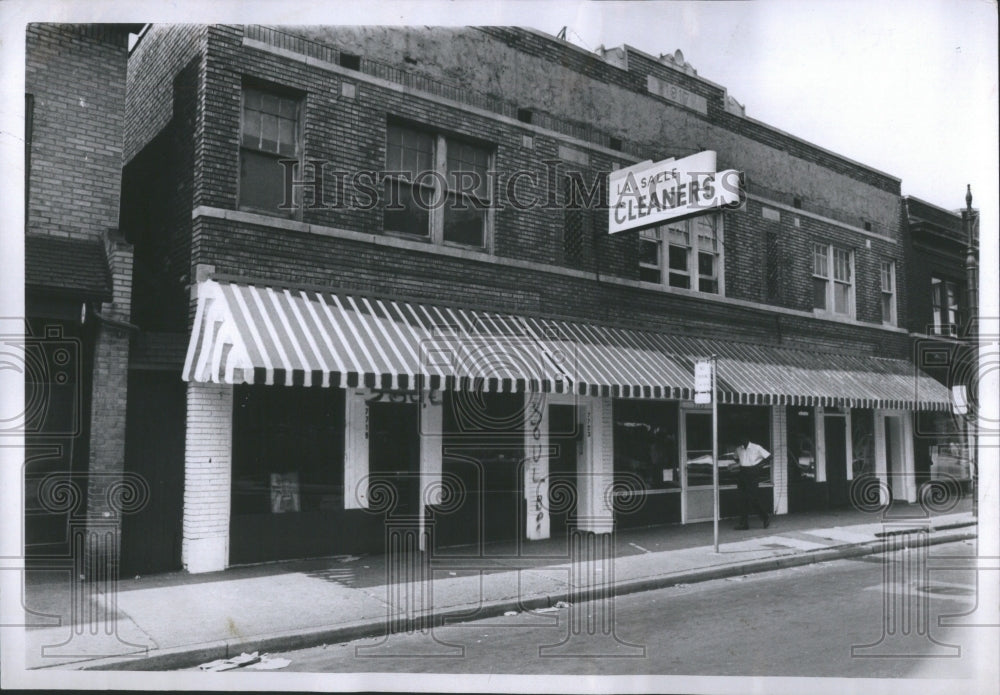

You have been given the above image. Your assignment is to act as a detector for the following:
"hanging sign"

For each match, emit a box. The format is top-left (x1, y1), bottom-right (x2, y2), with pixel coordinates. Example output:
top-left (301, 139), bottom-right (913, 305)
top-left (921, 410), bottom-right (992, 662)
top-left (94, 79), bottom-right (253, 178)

top-left (694, 359), bottom-right (713, 404)
top-left (608, 150), bottom-right (744, 234)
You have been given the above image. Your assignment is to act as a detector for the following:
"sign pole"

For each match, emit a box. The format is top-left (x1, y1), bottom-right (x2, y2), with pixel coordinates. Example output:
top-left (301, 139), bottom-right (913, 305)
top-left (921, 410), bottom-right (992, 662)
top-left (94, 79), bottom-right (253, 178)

top-left (712, 354), bottom-right (719, 554)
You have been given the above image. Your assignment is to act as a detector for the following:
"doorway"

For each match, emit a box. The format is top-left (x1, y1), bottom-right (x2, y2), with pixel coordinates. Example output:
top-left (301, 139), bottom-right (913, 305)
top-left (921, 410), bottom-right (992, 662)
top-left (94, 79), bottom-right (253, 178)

top-left (824, 414), bottom-right (849, 507)
top-left (368, 401), bottom-right (421, 518)
top-left (548, 404), bottom-right (578, 536)
top-left (884, 415), bottom-right (906, 502)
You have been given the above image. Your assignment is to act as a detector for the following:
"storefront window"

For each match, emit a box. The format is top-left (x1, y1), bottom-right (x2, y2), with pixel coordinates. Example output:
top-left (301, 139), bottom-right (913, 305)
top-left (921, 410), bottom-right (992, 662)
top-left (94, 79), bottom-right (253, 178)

top-left (685, 405), bottom-right (771, 487)
top-left (231, 385), bottom-right (345, 515)
top-left (786, 407), bottom-right (816, 482)
top-left (614, 400), bottom-right (679, 490)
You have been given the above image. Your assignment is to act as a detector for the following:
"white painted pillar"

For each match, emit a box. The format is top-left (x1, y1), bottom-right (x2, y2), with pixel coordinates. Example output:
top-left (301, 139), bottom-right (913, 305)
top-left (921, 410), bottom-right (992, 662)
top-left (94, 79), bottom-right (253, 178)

top-left (523, 392), bottom-right (550, 540)
top-left (844, 410), bottom-right (854, 481)
top-left (344, 388), bottom-right (370, 509)
top-left (901, 413), bottom-right (917, 503)
top-left (874, 411), bottom-right (890, 506)
top-left (183, 381), bottom-right (233, 574)
top-left (576, 397), bottom-right (614, 534)
top-left (815, 406), bottom-right (827, 483)
top-left (771, 405), bottom-right (788, 515)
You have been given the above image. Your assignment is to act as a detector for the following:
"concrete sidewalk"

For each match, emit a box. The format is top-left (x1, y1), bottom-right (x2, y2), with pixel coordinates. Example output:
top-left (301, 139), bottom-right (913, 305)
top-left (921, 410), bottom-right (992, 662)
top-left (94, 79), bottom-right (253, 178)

top-left (21, 502), bottom-right (976, 671)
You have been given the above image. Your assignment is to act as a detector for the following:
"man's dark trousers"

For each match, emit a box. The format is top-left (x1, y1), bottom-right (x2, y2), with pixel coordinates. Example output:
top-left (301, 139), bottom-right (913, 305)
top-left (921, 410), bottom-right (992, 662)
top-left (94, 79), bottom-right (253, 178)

top-left (736, 466), bottom-right (770, 528)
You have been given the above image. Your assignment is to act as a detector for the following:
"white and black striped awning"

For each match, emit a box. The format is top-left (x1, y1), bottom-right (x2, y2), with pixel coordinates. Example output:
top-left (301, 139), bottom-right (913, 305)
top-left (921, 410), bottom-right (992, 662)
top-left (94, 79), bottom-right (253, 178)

top-left (182, 279), bottom-right (953, 411)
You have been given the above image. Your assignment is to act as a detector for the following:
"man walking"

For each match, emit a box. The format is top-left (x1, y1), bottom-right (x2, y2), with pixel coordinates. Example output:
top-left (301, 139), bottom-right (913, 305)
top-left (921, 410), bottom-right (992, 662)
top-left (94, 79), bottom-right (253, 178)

top-left (733, 437), bottom-right (771, 530)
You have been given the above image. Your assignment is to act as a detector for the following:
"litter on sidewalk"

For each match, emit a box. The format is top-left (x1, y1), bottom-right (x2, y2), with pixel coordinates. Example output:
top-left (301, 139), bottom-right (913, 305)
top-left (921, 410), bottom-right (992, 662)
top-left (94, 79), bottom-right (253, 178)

top-left (198, 651), bottom-right (291, 672)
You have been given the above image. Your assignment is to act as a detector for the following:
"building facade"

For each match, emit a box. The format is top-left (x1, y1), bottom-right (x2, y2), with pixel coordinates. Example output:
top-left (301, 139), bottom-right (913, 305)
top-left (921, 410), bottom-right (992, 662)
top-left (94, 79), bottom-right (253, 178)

top-left (23, 23), bottom-right (139, 568)
top-left (904, 195), bottom-right (978, 494)
top-left (121, 25), bottom-right (953, 574)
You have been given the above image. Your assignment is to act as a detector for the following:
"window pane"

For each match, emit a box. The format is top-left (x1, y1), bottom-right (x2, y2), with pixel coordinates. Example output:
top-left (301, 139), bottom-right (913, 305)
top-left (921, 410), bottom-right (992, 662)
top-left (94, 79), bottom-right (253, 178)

top-left (279, 98), bottom-right (297, 120)
top-left (698, 277), bottom-right (718, 294)
top-left (443, 196), bottom-right (485, 247)
top-left (260, 113), bottom-right (279, 153)
top-left (694, 216), bottom-right (717, 250)
top-left (639, 239), bottom-right (660, 266)
top-left (447, 140), bottom-right (490, 200)
top-left (614, 400), bottom-right (679, 491)
top-left (668, 273), bottom-right (690, 289)
top-left (668, 245), bottom-right (688, 271)
top-left (834, 248), bottom-right (851, 282)
top-left (667, 225), bottom-right (689, 246)
top-left (813, 277), bottom-right (827, 310)
top-left (383, 180), bottom-right (430, 237)
top-left (881, 262), bottom-right (893, 292)
top-left (813, 244), bottom-right (828, 277)
top-left (639, 266), bottom-right (661, 283)
top-left (242, 109), bottom-right (261, 147)
top-left (261, 93), bottom-right (280, 115)
top-left (240, 149), bottom-right (288, 212)
top-left (834, 282), bottom-right (850, 314)
top-left (882, 294), bottom-right (893, 322)
top-left (698, 251), bottom-right (716, 278)
top-left (244, 89), bottom-right (262, 111)
top-left (277, 118), bottom-right (296, 156)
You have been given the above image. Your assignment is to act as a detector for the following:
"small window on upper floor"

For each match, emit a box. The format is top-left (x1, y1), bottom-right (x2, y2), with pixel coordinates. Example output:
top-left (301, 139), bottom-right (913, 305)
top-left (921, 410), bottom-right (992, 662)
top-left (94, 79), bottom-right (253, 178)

top-left (880, 260), bottom-right (896, 326)
top-left (239, 87), bottom-right (302, 214)
top-left (812, 242), bottom-right (854, 318)
top-left (383, 122), bottom-right (493, 250)
top-left (931, 276), bottom-right (959, 336)
top-left (638, 215), bottom-right (723, 295)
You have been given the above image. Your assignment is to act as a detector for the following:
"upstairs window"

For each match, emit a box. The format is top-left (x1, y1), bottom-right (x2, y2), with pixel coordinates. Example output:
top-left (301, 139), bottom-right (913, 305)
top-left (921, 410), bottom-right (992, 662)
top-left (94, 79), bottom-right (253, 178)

top-left (931, 276), bottom-right (959, 336)
top-left (812, 243), bottom-right (854, 317)
top-left (383, 122), bottom-right (492, 249)
top-left (880, 260), bottom-right (896, 325)
top-left (239, 87), bottom-right (302, 213)
top-left (638, 215), bottom-right (723, 294)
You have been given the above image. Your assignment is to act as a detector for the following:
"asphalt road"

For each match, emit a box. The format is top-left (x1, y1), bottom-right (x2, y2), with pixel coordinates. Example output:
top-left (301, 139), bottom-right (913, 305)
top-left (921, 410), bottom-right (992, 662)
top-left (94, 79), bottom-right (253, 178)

top-left (198, 540), bottom-right (990, 680)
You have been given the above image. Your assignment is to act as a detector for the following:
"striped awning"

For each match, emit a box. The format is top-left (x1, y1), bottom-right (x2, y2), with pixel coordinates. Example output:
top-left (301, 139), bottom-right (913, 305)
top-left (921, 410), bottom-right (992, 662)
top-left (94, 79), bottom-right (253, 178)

top-left (182, 280), bottom-right (953, 411)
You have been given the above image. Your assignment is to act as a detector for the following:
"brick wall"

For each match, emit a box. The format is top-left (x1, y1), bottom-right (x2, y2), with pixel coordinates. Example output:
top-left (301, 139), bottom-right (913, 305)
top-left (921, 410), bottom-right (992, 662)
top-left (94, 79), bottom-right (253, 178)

top-left (182, 381), bottom-right (233, 573)
top-left (26, 24), bottom-right (130, 241)
top-left (124, 24), bottom-right (205, 163)
top-left (125, 24), bottom-right (914, 363)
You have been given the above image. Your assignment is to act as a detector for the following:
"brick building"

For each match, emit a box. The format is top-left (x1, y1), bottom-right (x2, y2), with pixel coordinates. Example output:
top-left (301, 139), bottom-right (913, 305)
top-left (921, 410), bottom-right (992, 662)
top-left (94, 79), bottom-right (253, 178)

top-left (904, 194), bottom-right (978, 492)
top-left (23, 23), bottom-right (140, 564)
top-left (121, 25), bottom-right (954, 575)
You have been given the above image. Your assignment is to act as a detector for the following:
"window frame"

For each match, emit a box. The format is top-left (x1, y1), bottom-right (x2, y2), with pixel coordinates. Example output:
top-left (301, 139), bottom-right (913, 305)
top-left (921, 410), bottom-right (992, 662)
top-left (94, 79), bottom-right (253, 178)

top-left (811, 242), bottom-right (855, 318)
top-left (638, 214), bottom-right (725, 296)
top-left (880, 259), bottom-right (896, 326)
top-left (383, 121), bottom-right (494, 252)
top-left (931, 276), bottom-right (959, 336)
top-left (238, 85), bottom-right (304, 216)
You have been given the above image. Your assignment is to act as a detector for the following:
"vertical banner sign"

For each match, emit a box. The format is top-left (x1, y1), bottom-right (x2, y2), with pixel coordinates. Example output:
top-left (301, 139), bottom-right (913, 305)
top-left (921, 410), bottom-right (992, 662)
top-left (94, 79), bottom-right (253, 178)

top-left (694, 358), bottom-right (720, 552)
top-left (694, 360), bottom-right (713, 405)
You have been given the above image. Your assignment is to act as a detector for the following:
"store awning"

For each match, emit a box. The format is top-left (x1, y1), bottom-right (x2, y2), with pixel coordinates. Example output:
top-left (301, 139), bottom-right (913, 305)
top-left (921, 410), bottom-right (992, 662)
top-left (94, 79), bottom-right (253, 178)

top-left (183, 279), bottom-right (953, 411)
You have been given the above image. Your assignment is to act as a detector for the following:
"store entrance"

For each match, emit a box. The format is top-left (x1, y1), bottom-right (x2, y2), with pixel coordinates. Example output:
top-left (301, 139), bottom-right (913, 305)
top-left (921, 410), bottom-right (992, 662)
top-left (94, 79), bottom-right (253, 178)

top-left (824, 414), bottom-right (850, 507)
top-left (369, 401), bottom-right (421, 518)
top-left (548, 404), bottom-right (578, 537)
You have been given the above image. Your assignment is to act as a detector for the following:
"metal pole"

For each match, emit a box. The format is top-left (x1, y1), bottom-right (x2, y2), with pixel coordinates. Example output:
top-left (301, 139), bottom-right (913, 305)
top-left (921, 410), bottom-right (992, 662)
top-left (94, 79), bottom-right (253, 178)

top-left (712, 354), bottom-right (719, 553)
top-left (964, 185), bottom-right (978, 518)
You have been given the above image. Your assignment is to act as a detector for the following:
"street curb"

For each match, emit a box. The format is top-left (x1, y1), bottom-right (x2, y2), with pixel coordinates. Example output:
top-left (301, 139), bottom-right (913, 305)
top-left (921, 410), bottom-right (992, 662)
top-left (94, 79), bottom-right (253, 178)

top-left (70, 528), bottom-right (976, 672)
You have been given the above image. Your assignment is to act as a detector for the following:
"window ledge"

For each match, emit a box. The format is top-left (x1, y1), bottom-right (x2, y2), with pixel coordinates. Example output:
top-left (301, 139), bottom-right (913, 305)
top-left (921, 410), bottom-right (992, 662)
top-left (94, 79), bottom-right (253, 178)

top-left (192, 205), bottom-right (912, 336)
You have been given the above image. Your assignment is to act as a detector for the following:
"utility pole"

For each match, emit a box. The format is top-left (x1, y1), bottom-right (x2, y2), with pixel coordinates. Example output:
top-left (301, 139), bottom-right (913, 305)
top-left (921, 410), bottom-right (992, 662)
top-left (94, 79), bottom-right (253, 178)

top-left (963, 185), bottom-right (978, 517)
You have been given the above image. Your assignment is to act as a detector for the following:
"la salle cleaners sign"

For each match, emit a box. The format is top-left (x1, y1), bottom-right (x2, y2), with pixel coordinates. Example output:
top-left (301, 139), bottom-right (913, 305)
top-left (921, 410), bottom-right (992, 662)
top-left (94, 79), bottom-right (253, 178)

top-left (608, 150), bottom-right (743, 234)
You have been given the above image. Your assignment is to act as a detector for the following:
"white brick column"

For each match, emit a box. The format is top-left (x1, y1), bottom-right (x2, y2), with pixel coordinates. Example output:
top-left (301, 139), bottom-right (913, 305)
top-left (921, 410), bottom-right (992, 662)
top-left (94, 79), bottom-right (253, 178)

top-left (523, 393), bottom-right (550, 541)
top-left (771, 405), bottom-right (788, 515)
top-left (577, 397), bottom-right (615, 534)
top-left (182, 381), bottom-right (233, 574)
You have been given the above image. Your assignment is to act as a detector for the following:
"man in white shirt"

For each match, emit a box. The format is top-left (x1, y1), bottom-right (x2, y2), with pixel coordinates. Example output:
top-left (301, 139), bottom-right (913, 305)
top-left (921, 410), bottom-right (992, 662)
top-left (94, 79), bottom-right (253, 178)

top-left (734, 437), bottom-right (771, 530)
